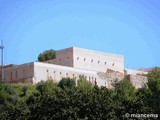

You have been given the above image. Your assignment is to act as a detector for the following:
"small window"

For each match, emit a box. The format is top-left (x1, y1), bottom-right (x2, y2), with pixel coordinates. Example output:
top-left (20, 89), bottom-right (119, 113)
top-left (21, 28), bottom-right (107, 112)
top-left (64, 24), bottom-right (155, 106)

top-left (66, 73), bottom-right (68, 75)
top-left (112, 63), bottom-right (115, 66)
top-left (91, 59), bottom-right (93, 62)
top-left (77, 57), bottom-right (79, 60)
top-left (84, 58), bottom-right (86, 61)
top-left (98, 61), bottom-right (100, 64)
top-left (54, 71), bottom-right (56, 73)
top-left (60, 72), bottom-right (62, 74)
top-left (46, 69), bottom-right (48, 72)
top-left (73, 74), bottom-right (75, 77)
top-left (59, 59), bottom-right (61, 61)
top-left (67, 57), bottom-right (70, 59)
top-left (104, 62), bottom-right (107, 65)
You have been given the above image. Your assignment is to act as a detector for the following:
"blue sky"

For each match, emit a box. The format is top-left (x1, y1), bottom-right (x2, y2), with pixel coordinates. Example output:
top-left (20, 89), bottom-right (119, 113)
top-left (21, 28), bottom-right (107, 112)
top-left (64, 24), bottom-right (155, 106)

top-left (0, 0), bottom-right (160, 69)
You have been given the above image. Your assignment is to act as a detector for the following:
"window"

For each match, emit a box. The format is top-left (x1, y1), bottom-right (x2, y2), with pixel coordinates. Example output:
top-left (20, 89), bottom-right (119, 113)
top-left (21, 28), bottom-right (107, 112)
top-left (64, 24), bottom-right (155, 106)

top-left (84, 58), bottom-right (86, 61)
top-left (59, 59), bottom-right (61, 61)
top-left (73, 74), bottom-right (75, 77)
top-left (54, 71), bottom-right (56, 73)
top-left (67, 57), bottom-right (70, 59)
top-left (91, 59), bottom-right (93, 62)
top-left (104, 62), bottom-right (107, 65)
top-left (66, 73), bottom-right (68, 76)
top-left (60, 72), bottom-right (62, 74)
top-left (77, 57), bottom-right (79, 60)
top-left (98, 61), bottom-right (100, 64)
top-left (112, 63), bottom-right (115, 66)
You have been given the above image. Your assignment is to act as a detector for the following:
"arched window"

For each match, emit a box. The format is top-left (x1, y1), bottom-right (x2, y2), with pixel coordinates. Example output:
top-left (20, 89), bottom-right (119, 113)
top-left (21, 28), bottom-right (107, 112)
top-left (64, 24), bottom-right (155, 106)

top-left (98, 61), bottom-right (100, 64)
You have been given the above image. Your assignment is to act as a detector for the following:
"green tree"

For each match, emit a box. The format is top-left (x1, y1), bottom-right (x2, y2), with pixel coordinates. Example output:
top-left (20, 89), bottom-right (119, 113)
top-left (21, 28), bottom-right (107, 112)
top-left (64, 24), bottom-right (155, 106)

top-left (58, 77), bottom-right (76, 89)
top-left (146, 68), bottom-right (160, 115)
top-left (113, 79), bottom-right (136, 101)
top-left (77, 75), bottom-right (93, 91)
top-left (38, 49), bottom-right (56, 62)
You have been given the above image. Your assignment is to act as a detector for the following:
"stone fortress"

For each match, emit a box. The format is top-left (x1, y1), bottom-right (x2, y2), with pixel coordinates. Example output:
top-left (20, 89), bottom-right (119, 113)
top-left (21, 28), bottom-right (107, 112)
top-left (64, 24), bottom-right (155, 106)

top-left (1, 47), bottom-right (148, 88)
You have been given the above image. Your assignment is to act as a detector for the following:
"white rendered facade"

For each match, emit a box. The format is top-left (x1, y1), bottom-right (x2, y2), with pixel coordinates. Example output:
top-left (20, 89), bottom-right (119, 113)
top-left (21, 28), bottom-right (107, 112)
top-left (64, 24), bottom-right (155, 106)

top-left (2, 47), bottom-right (147, 88)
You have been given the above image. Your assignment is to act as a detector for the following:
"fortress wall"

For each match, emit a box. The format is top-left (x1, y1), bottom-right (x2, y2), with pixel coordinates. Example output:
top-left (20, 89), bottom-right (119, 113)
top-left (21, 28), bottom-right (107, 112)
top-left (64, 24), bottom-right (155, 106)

top-left (2, 62), bottom-right (34, 83)
top-left (125, 68), bottom-right (147, 75)
top-left (126, 74), bottom-right (148, 88)
top-left (33, 62), bottom-right (108, 87)
top-left (45, 47), bottom-right (73, 67)
top-left (73, 47), bottom-right (124, 73)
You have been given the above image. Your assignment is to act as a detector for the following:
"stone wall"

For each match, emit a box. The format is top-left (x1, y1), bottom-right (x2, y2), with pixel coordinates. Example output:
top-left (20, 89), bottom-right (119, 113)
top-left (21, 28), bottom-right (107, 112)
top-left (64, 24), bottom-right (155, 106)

top-left (2, 62), bottom-right (34, 83)
top-left (125, 68), bottom-right (147, 75)
top-left (33, 62), bottom-right (107, 87)
top-left (97, 69), bottom-right (124, 88)
top-left (126, 74), bottom-right (148, 88)
top-left (45, 47), bottom-right (74, 67)
top-left (45, 47), bottom-right (124, 73)
top-left (73, 47), bottom-right (124, 73)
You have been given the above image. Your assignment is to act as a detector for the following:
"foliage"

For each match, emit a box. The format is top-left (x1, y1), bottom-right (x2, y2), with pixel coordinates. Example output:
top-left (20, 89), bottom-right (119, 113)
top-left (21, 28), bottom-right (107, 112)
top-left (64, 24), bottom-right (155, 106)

top-left (146, 68), bottom-right (160, 115)
top-left (0, 68), bottom-right (160, 119)
top-left (113, 78), bottom-right (136, 101)
top-left (58, 77), bottom-right (76, 89)
top-left (38, 49), bottom-right (56, 62)
top-left (77, 75), bottom-right (93, 91)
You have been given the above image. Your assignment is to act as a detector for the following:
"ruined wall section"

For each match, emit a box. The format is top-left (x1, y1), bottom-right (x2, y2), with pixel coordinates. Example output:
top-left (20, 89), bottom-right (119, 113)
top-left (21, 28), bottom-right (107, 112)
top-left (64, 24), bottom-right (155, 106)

top-left (3, 62), bottom-right (34, 83)
top-left (73, 47), bottom-right (124, 73)
top-left (125, 68), bottom-right (147, 75)
top-left (126, 74), bottom-right (148, 88)
top-left (97, 69), bottom-right (124, 88)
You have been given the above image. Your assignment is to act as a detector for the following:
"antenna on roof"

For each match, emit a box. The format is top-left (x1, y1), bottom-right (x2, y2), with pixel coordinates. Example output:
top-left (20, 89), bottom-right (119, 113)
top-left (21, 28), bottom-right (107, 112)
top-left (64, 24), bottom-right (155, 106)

top-left (0, 40), bottom-right (4, 81)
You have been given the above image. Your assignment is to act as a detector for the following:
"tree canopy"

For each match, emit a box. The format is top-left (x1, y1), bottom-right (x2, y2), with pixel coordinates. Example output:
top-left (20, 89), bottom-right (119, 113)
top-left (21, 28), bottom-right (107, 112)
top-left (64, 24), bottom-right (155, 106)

top-left (0, 68), bottom-right (160, 119)
top-left (38, 49), bottom-right (56, 62)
